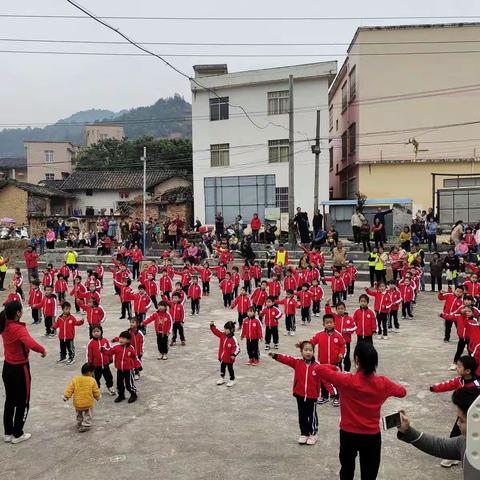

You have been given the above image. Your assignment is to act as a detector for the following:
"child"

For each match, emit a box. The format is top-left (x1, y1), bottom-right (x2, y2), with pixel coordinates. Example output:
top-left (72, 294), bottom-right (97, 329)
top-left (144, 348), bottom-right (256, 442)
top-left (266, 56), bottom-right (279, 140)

top-left (113, 317), bottom-right (144, 381)
top-left (194, 261), bottom-right (212, 296)
top-left (159, 269), bottom-right (173, 300)
top-left (387, 281), bottom-right (402, 330)
top-left (95, 260), bottom-right (104, 286)
top-left (119, 278), bottom-right (133, 320)
top-left (241, 262), bottom-right (252, 294)
top-left (308, 314), bottom-right (345, 406)
top-left (163, 292), bottom-right (186, 346)
top-left (260, 296), bottom-right (282, 350)
top-left (54, 274), bottom-right (68, 302)
top-left (231, 287), bottom-right (252, 328)
top-left (131, 245), bottom-right (143, 280)
top-left (210, 320), bottom-right (239, 387)
top-left (87, 325), bottom-right (115, 394)
top-left (398, 277), bottom-right (415, 320)
top-left (241, 307), bottom-right (263, 366)
top-left (187, 276), bottom-right (202, 315)
top-left (352, 294), bottom-right (377, 345)
top-left (251, 280), bottom-right (268, 313)
top-left (28, 278), bottom-right (44, 325)
top-left (70, 276), bottom-right (86, 314)
top-left (365, 283), bottom-right (391, 339)
top-left (42, 285), bottom-right (57, 337)
top-left (230, 266), bottom-right (240, 299)
top-left (144, 273), bottom-right (158, 309)
top-left (143, 301), bottom-right (172, 360)
top-left (283, 269), bottom-right (297, 292)
top-left (309, 278), bottom-right (324, 317)
top-left (438, 286), bottom-right (465, 343)
top-left (322, 271), bottom-right (346, 307)
top-left (267, 274), bottom-right (281, 301)
top-left (269, 341), bottom-right (334, 445)
top-left (346, 261), bottom-right (357, 295)
top-left (42, 264), bottom-right (56, 289)
top-left (13, 268), bottom-right (24, 300)
top-left (250, 261), bottom-right (262, 288)
top-left (129, 284), bottom-right (152, 328)
top-left (219, 272), bottom-right (234, 308)
top-left (276, 289), bottom-right (300, 336)
top-left (63, 363), bottom-right (101, 432)
top-left (296, 283), bottom-right (313, 326)
top-left (84, 283), bottom-right (101, 305)
top-left (110, 331), bottom-right (141, 403)
top-left (52, 301), bottom-right (84, 365)
top-left (3, 283), bottom-right (22, 305)
top-left (430, 355), bottom-right (479, 393)
top-left (176, 266), bottom-right (192, 295)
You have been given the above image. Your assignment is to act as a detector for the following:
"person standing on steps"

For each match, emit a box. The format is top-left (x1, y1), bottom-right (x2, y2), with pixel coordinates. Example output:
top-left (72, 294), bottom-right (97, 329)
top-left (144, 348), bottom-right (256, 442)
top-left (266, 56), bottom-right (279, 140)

top-left (351, 208), bottom-right (366, 245)
top-left (312, 209), bottom-right (324, 239)
top-left (374, 207), bottom-right (393, 244)
top-left (215, 211), bottom-right (224, 241)
top-left (294, 207), bottom-right (310, 244)
top-left (0, 253), bottom-right (9, 291)
top-left (1, 301), bottom-right (47, 444)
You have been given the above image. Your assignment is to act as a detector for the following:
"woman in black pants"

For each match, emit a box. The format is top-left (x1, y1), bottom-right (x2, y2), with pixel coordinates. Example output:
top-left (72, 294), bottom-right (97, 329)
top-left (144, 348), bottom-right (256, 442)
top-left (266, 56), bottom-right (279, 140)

top-left (1, 301), bottom-right (47, 444)
top-left (429, 252), bottom-right (443, 292)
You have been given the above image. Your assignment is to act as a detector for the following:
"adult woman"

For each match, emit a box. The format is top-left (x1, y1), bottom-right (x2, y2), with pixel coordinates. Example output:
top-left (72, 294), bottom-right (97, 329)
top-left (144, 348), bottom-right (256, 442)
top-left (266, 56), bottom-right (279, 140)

top-left (45, 228), bottom-right (56, 250)
top-left (167, 221), bottom-right (178, 249)
top-left (389, 246), bottom-right (402, 281)
top-left (443, 248), bottom-right (460, 288)
top-left (350, 208), bottom-right (366, 244)
top-left (250, 213), bottom-right (261, 243)
top-left (215, 212), bottom-right (224, 241)
top-left (107, 217), bottom-right (117, 239)
top-left (294, 207), bottom-right (310, 244)
top-left (316, 343), bottom-right (406, 480)
top-left (451, 220), bottom-right (464, 246)
top-left (360, 219), bottom-right (371, 253)
top-left (332, 241), bottom-right (347, 270)
top-left (1, 301), bottom-right (46, 444)
top-left (374, 246), bottom-right (388, 284)
top-left (372, 218), bottom-right (384, 249)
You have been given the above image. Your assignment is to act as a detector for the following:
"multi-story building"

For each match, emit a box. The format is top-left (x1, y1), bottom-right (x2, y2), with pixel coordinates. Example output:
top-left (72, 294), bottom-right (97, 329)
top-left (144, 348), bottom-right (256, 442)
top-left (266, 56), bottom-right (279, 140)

top-left (84, 123), bottom-right (125, 146)
top-left (190, 62), bottom-right (337, 225)
top-left (24, 141), bottom-right (79, 185)
top-left (0, 157), bottom-right (27, 181)
top-left (329, 23), bottom-right (480, 222)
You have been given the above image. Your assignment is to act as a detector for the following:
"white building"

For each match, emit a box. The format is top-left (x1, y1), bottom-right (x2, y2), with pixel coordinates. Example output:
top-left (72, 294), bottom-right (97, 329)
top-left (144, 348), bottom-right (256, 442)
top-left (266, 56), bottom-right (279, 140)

top-left (190, 62), bottom-right (337, 226)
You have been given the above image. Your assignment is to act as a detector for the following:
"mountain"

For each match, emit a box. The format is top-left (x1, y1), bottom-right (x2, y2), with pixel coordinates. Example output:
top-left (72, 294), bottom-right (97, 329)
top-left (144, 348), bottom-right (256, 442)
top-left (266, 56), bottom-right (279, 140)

top-left (0, 94), bottom-right (192, 157)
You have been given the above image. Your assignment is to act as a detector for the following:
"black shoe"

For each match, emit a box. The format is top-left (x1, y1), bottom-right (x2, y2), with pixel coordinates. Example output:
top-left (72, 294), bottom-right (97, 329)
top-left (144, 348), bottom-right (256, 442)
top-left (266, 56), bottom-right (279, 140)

top-left (114, 395), bottom-right (125, 403)
top-left (128, 394), bottom-right (137, 404)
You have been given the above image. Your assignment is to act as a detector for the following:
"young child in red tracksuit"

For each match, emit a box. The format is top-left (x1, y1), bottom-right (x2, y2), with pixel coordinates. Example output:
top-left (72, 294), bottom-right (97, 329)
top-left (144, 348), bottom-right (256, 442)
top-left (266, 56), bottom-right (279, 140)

top-left (399, 277), bottom-right (416, 320)
top-left (42, 285), bottom-right (57, 337)
top-left (28, 279), bottom-right (44, 325)
top-left (128, 284), bottom-right (152, 330)
top-left (212, 263), bottom-right (227, 286)
top-left (95, 261), bottom-right (104, 286)
top-left (42, 264), bottom-right (56, 289)
top-left (296, 283), bottom-right (313, 325)
top-left (325, 300), bottom-right (356, 372)
top-left (322, 270), bottom-right (346, 307)
top-left (87, 324), bottom-right (115, 395)
top-left (54, 274), bottom-right (68, 302)
top-left (13, 268), bottom-right (24, 300)
top-left (51, 301), bottom-right (84, 365)
top-left (352, 294), bottom-right (377, 345)
top-left (309, 278), bottom-right (324, 317)
top-left (194, 262), bottom-right (212, 296)
top-left (219, 272), bottom-right (235, 308)
top-left (308, 313), bottom-right (345, 406)
top-left (119, 279), bottom-right (133, 320)
top-left (241, 262), bottom-right (252, 294)
top-left (267, 274), bottom-right (281, 301)
top-left (231, 287), bottom-right (252, 328)
top-left (269, 341), bottom-right (335, 445)
top-left (84, 283), bottom-right (101, 306)
top-left (365, 283), bottom-right (391, 339)
top-left (70, 276), bottom-right (86, 314)
top-left (438, 285), bottom-right (464, 342)
top-left (109, 330), bottom-right (141, 403)
top-left (79, 298), bottom-right (105, 338)
top-left (210, 320), bottom-right (240, 387)
top-left (251, 280), bottom-right (268, 314)
top-left (346, 261), bottom-right (357, 295)
top-left (250, 261), bottom-right (262, 288)
top-left (3, 284), bottom-right (22, 306)
top-left (241, 307), bottom-right (263, 365)
top-left (187, 276), bottom-right (202, 315)
top-left (144, 273), bottom-right (158, 309)
top-left (276, 289), bottom-right (300, 336)
top-left (143, 301), bottom-right (173, 360)
top-left (231, 266), bottom-right (241, 299)
top-left (159, 269), bottom-right (173, 300)
top-left (260, 296), bottom-right (282, 350)
top-left (59, 263), bottom-right (70, 284)
top-left (176, 266), bottom-right (192, 295)
top-left (162, 292), bottom-right (186, 346)
top-left (283, 269), bottom-right (298, 292)
top-left (387, 281), bottom-right (402, 331)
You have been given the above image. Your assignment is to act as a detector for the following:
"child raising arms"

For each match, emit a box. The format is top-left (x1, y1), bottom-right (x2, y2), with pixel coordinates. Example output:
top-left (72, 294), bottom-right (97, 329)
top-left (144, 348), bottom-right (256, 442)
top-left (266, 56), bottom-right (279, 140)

top-left (210, 320), bottom-right (240, 387)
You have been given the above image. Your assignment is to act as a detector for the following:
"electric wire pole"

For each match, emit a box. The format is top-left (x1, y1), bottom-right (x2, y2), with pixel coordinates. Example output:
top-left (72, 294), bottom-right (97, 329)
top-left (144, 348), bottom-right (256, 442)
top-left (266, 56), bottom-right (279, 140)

top-left (288, 75), bottom-right (295, 245)
top-left (141, 146), bottom-right (147, 255)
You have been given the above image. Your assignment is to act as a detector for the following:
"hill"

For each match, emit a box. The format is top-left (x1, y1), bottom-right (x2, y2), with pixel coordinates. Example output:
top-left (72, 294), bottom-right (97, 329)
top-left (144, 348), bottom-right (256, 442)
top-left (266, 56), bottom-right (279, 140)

top-left (0, 94), bottom-right (191, 156)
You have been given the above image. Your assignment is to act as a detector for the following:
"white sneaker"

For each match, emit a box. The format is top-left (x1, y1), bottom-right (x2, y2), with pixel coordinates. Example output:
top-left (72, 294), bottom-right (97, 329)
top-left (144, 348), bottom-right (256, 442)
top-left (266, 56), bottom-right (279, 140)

top-left (226, 380), bottom-right (236, 387)
top-left (306, 435), bottom-right (318, 445)
top-left (216, 378), bottom-right (226, 385)
top-left (284, 332), bottom-right (290, 336)
top-left (383, 336), bottom-right (389, 341)
top-left (298, 435), bottom-right (308, 444)
top-left (4, 435), bottom-right (12, 443)
top-left (440, 459), bottom-right (460, 468)
top-left (290, 331), bottom-right (296, 336)
top-left (108, 387), bottom-right (116, 396)
top-left (449, 364), bottom-right (457, 371)
top-left (11, 433), bottom-right (31, 444)
top-left (134, 374), bottom-right (140, 381)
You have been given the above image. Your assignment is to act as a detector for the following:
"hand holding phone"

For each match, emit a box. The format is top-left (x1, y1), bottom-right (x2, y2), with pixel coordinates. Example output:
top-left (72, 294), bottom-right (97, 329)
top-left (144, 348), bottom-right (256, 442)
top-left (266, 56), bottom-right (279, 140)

top-left (382, 412), bottom-right (402, 431)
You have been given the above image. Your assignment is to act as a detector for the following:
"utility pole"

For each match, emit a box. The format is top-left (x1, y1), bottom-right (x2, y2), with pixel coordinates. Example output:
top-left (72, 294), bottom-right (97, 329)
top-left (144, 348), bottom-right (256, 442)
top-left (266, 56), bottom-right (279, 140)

top-left (311, 109), bottom-right (321, 214)
top-left (288, 75), bottom-right (295, 245)
top-left (142, 146), bottom-right (147, 255)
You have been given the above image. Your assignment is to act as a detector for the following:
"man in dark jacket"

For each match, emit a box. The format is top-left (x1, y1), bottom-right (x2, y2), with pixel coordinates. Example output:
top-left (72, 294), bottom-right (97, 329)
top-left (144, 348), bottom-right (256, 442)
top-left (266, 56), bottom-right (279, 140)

top-left (374, 207), bottom-right (392, 242)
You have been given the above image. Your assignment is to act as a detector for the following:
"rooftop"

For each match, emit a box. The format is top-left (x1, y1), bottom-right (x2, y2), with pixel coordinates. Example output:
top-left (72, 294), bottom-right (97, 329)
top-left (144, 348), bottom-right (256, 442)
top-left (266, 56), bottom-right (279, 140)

top-left (0, 179), bottom-right (74, 198)
top-left (0, 157), bottom-right (27, 169)
top-left (60, 170), bottom-right (189, 191)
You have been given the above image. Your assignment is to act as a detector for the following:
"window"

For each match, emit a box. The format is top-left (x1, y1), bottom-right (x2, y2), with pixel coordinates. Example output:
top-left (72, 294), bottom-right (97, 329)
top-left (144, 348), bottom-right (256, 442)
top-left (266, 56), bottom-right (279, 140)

top-left (268, 139), bottom-right (289, 163)
top-left (85, 189), bottom-right (93, 196)
top-left (444, 177), bottom-right (480, 188)
top-left (204, 175), bottom-right (276, 224)
top-left (45, 173), bottom-right (55, 180)
top-left (99, 133), bottom-right (109, 140)
top-left (44, 150), bottom-right (54, 163)
top-left (341, 82), bottom-right (348, 112)
top-left (348, 123), bottom-right (356, 155)
top-left (341, 131), bottom-right (348, 160)
top-left (329, 106), bottom-right (333, 131)
top-left (268, 90), bottom-right (289, 115)
top-left (276, 187), bottom-right (289, 213)
top-left (329, 147), bottom-right (334, 171)
top-left (209, 97), bottom-right (229, 121)
top-left (210, 143), bottom-right (230, 167)
top-left (349, 66), bottom-right (356, 100)
top-left (336, 119), bottom-right (338, 131)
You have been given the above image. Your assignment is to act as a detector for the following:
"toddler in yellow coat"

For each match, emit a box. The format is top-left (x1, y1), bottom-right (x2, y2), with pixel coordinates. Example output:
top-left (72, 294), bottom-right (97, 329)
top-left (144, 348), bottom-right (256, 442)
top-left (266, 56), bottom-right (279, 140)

top-left (63, 363), bottom-right (101, 432)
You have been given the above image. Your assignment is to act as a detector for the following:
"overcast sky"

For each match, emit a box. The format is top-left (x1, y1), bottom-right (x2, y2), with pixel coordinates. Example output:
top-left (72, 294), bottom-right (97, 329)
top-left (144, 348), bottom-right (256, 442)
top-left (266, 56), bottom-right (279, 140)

top-left (1, 0), bottom-right (479, 127)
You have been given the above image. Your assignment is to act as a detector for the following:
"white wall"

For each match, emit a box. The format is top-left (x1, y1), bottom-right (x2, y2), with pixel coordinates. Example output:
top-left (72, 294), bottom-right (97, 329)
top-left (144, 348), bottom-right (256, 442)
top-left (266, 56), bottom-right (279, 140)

top-left (72, 189), bottom-right (143, 213)
top-left (191, 71), bottom-right (333, 224)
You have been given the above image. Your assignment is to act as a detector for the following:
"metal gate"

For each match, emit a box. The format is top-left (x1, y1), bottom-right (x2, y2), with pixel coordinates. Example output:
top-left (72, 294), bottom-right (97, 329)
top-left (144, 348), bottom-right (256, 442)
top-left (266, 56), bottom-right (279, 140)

top-left (438, 188), bottom-right (480, 224)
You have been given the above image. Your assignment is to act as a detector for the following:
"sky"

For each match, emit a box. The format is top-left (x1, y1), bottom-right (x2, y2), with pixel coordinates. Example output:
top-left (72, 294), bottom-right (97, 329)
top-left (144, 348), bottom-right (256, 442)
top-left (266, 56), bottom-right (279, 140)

top-left (1, 0), bottom-right (480, 127)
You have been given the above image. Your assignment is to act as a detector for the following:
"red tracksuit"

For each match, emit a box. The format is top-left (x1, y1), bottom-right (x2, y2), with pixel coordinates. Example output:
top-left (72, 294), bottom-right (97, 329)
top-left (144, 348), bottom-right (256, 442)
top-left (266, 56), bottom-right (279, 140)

top-left (219, 279), bottom-right (235, 294)
top-left (430, 376), bottom-right (480, 393)
top-left (59, 265), bottom-right (70, 280)
top-left (309, 330), bottom-right (346, 365)
top-left (366, 288), bottom-right (391, 313)
top-left (463, 280), bottom-right (480, 298)
top-left (162, 299), bottom-right (185, 323)
top-left (144, 279), bottom-right (158, 298)
top-left (324, 276), bottom-right (346, 293)
top-left (129, 293), bottom-right (152, 315)
top-left (113, 329), bottom-right (144, 356)
top-left (3, 293), bottom-right (22, 305)
top-left (80, 303), bottom-right (105, 325)
top-left (42, 269), bottom-right (56, 288)
top-left (195, 267), bottom-right (212, 283)
top-left (260, 306), bottom-right (283, 327)
top-left (250, 265), bottom-right (262, 281)
top-left (438, 291), bottom-right (464, 315)
top-left (442, 313), bottom-right (470, 340)
top-left (42, 295), bottom-right (57, 317)
top-left (398, 284), bottom-right (415, 303)
top-left (159, 275), bottom-right (173, 293)
top-left (70, 283), bottom-right (87, 307)
top-left (231, 272), bottom-right (240, 288)
top-left (241, 317), bottom-right (263, 340)
top-left (283, 276), bottom-right (297, 291)
top-left (109, 344), bottom-right (141, 371)
top-left (296, 290), bottom-right (313, 307)
top-left (241, 266), bottom-right (252, 281)
top-left (276, 297), bottom-right (300, 315)
top-left (212, 266), bottom-right (227, 282)
top-left (87, 337), bottom-right (111, 367)
top-left (84, 291), bottom-right (101, 305)
top-left (28, 288), bottom-right (44, 308)
top-left (176, 271), bottom-right (192, 288)
top-left (95, 265), bottom-right (104, 281)
top-left (325, 305), bottom-right (356, 344)
top-left (148, 264), bottom-right (159, 279)
top-left (231, 294), bottom-right (252, 314)
top-left (309, 285), bottom-right (324, 301)
top-left (268, 281), bottom-right (281, 298)
top-left (52, 314), bottom-right (83, 340)
top-left (210, 325), bottom-right (240, 363)
top-left (251, 287), bottom-right (268, 307)
top-left (352, 307), bottom-right (377, 338)
top-left (143, 311), bottom-right (173, 334)
top-left (54, 279), bottom-right (68, 295)
top-left (187, 284), bottom-right (202, 299)
top-left (305, 268), bottom-right (320, 285)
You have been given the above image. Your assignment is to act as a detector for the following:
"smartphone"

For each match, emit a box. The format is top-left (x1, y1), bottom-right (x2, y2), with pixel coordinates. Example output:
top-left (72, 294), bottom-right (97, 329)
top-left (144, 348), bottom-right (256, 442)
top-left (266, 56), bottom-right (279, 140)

top-left (382, 412), bottom-right (401, 431)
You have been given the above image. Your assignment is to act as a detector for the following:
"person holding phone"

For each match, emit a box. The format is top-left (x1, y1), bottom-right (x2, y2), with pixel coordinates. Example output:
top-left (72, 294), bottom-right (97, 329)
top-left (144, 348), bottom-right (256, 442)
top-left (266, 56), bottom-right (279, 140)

top-left (1, 301), bottom-right (47, 444)
top-left (315, 342), bottom-right (406, 479)
top-left (397, 388), bottom-right (480, 480)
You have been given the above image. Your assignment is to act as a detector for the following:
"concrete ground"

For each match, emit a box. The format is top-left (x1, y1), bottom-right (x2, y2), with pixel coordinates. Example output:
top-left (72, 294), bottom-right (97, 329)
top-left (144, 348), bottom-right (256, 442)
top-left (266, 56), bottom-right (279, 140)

top-left (0, 271), bottom-right (463, 480)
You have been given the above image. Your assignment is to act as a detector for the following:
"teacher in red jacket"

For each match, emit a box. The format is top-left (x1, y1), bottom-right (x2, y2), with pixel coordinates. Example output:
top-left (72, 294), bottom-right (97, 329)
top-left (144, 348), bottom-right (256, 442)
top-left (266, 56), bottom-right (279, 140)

top-left (1, 301), bottom-right (47, 444)
top-left (250, 213), bottom-right (262, 243)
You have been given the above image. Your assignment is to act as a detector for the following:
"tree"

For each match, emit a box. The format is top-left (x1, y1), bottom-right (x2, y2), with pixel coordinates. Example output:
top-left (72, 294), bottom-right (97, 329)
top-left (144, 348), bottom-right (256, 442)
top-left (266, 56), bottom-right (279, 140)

top-left (355, 192), bottom-right (368, 211)
top-left (75, 136), bottom-right (192, 172)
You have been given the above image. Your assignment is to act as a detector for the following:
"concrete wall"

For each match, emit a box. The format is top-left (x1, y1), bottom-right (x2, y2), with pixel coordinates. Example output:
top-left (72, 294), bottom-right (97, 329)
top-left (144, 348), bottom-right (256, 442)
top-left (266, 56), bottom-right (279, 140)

top-left (25, 141), bottom-right (76, 184)
top-left (191, 64), bottom-right (335, 224)
top-left (0, 185), bottom-right (28, 224)
top-left (152, 177), bottom-right (191, 197)
top-left (85, 125), bottom-right (125, 146)
top-left (71, 189), bottom-right (144, 214)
